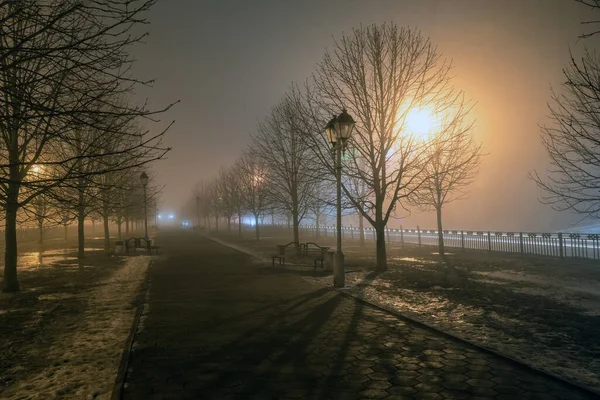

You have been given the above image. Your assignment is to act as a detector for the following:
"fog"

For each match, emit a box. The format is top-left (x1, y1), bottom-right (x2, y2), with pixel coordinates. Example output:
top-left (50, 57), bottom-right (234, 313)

top-left (131, 0), bottom-right (594, 232)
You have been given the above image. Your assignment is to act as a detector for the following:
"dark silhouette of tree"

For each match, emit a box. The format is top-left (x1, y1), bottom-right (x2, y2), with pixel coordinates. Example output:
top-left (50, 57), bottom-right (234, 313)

top-left (237, 152), bottom-right (271, 240)
top-left (410, 102), bottom-right (482, 256)
top-left (533, 51), bottom-right (600, 220)
top-left (250, 91), bottom-right (317, 245)
top-left (310, 23), bottom-right (463, 271)
top-left (0, 1), bottom-right (174, 292)
top-left (574, 0), bottom-right (600, 38)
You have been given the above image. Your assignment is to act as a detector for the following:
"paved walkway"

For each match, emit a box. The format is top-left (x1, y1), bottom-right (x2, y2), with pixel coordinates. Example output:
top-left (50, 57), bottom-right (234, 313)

top-left (123, 231), bottom-right (595, 400)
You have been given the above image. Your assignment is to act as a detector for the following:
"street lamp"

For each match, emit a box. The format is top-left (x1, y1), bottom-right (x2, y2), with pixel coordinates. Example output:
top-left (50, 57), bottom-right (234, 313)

top-left (325, 109), bottom-right (356, 288)
top-left (140, 172), bottom-right (149, 241)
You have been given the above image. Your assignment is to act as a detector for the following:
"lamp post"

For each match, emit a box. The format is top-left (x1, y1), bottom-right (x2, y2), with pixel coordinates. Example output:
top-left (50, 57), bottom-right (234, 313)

top-left (140, 172), bottom-right (149, 241)
top-left (325, 109), bottom-right (356, 288)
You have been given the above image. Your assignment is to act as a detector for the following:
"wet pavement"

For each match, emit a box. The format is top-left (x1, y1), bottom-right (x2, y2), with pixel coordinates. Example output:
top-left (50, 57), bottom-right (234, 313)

top-left (123, 231), bottom-right (596, 399)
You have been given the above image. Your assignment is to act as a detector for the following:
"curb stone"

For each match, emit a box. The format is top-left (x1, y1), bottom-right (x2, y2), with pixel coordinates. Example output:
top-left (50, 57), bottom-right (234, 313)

top-left (210, 235), bottom-right (600, 398)
top-left (111, 258), bottom-right (152, 400)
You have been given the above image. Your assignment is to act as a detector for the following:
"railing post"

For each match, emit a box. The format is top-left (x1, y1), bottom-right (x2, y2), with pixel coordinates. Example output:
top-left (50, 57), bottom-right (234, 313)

top-left (461, 230), bottom-right (465, 251)
top-left (417, 225), bottom-right (422, 248)
top-left (400, 225), bottom-right (405, 248)
top-left (487, 231), bottom-right (492, 252)
top-left (519, 232), bottom-right (524, 255)
top-left (558, 232), bottom-right (564, 258)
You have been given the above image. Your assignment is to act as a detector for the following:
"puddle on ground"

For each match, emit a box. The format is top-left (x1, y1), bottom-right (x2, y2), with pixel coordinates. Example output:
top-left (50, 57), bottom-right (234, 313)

top-left (18, 251), bottom-right (75, 271)
top-left (13, 248), bottom-right (103, 271)
top-left (390, 256), bottom-right (438, 264)
top-left (38, 293), bottom-right (76, 301)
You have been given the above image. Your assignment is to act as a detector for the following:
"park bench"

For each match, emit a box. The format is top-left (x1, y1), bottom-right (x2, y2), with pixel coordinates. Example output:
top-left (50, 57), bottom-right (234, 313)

top-left (302, 242), bottom-right (330, 270)
top-left (124, 237), bottom-right (160, 255)
top-left (272, 242), bottom-right (303, 266)
top-left (272, 241), bottom-right (299, 266)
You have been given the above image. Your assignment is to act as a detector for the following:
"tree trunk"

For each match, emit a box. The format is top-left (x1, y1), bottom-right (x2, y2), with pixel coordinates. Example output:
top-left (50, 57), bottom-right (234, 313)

top-left (292, 207), bottom-right (300, 245)
top-left (375, 222), bottom-right (387, 271)
top-left (78, 187), bottom-right (85, 260)
top-left (64, 223), bottom-right (68, 242)
top-left (125, 215), bottom-right (129, 236)
top-left (103, 206), bottom-right (110, 252)
top-left (293, 212), bottom-right (300, 254)
top-left (254, 214), bottom-right (260, 240)
top-left (227, 216), bottom-right (231, 232)
top-left (3, 196), bottom-right (20, 292)
top-left (436, 206), bottom-right (445, 256)
top-left (315, 212), bottom-right (320, 239)
top-left (38, 217), bottom-right (43, 245)
top-left (117, 218), bottom-right (122, 240)
top-left (359, 214), bottom-right (365, 247)
top-left (215, 215), bottom-right (219, 232)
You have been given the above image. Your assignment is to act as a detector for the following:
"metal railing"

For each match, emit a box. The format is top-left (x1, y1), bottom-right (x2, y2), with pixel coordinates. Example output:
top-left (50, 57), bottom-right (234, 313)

top-left (289, 225), bottom-right (600, 261)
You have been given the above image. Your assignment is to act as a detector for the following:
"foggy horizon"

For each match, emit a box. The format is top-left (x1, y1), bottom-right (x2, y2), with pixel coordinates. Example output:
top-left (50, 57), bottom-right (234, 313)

top-left (132, 0), bottom-right (597, 232)
top-left (4, 2), bottom-right (600, 398)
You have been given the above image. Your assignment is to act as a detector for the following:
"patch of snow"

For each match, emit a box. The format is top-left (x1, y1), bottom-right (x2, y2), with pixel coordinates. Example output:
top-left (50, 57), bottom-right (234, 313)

top-left (2, 256), bottom-right (150, 400)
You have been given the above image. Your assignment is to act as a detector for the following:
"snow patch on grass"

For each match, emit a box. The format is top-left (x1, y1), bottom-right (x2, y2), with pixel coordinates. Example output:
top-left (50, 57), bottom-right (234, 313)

top-left (2, 256), bottom-right (149, 400)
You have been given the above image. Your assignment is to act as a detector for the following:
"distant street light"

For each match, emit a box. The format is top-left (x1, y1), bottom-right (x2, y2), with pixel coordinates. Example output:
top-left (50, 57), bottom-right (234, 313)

top-left (140, 172), bottom-right (149, 241)
top-left (325, 109), bottom-right (356, 288)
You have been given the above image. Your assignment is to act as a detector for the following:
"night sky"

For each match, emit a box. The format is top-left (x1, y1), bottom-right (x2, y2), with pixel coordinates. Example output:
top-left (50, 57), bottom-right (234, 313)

top-left (131, 0), bottom-right (595, 232)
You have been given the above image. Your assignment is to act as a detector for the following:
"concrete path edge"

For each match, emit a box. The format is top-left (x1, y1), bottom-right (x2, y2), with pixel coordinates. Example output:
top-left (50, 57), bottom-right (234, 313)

top-left (208, 234), bottom-right (600, 398)
top-left (111, 258), bottom-right (153, 400)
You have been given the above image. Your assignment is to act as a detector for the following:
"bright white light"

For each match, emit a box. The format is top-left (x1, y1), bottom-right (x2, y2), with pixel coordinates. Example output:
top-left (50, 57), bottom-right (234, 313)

top-left (406, 108), bottom-right (434, 136)
top-left (168, 214), bottom-right (174, 219)
top-left (157, 214), bottom-right (162, 219)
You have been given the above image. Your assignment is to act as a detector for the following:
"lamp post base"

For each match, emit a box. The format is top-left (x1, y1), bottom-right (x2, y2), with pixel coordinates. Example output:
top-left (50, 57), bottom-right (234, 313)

top-left (334, 251), bottom-right (345, 288)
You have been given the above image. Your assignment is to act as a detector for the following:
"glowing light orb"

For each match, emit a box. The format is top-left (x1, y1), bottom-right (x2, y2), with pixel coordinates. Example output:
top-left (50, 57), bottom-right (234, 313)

top-left (406, 108), bottom-right (434, 136)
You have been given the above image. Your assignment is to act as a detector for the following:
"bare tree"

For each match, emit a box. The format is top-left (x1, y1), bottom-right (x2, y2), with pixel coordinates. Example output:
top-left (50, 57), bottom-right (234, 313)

top-left (216, 165), bottom-right (245, 235)
top-left (306, 180), bottom-right (335, 239)
top-left (251, 91), bottom-right (317, 245)
top-left (216, 167), bottom-right (236, 232)
top-left (574, 0), bottom-right (600, 38)
top-left (237, 152), bottom-right (271, 240)
top-left (532, 50), bottom-right (600, 220)
top-left (0, 1), bottom-right (173, 292)
top-left (410, 102), bottom-right (482, 256)
top-left (310, 23), bottom-right (461, 271)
